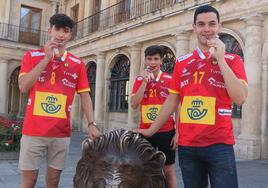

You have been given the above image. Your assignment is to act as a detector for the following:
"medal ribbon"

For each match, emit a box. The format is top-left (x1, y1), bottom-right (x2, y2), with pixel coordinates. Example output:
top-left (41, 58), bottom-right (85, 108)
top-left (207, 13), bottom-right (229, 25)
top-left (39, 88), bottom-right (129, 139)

top-left (53, 49), bottom-right (67, 62)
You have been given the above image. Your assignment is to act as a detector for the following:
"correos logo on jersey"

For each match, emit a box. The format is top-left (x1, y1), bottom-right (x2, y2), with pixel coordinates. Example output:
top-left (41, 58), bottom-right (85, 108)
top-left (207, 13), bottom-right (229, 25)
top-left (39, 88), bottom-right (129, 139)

top-left (33, 91), bottom-right (67, 118)
top-left (180, 96), bottom-right (215, 125)
top-left (142, 105), bottom-right (161, 123)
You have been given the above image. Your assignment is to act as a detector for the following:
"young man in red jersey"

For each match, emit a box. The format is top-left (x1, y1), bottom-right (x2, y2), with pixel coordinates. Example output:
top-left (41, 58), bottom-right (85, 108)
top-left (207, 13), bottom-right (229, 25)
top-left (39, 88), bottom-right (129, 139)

top-left (136, 5), bottom-right (248, 188)
top-left (131, 45), bottom-right (177, 188)
top-left (18, 14), bottom-right (102, 188)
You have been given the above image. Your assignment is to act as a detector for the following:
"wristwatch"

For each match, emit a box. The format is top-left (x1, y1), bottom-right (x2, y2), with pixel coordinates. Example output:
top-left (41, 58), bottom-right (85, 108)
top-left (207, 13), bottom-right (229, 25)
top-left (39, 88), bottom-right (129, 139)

top-left (88, 122), bottom-right (97, 127)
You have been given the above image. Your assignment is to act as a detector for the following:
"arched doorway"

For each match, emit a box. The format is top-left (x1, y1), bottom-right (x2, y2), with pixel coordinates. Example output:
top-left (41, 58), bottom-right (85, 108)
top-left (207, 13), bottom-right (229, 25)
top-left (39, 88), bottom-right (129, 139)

top-left (8, 67), bottom-right (28, 116)
top-left (160, 45), bottom-right (176, 74)
top-left (87, 61), bottom-right (97, 109)
top-left (219, 33), bottom-right (244, 118)
top-left (109, 55), bottom-right (130, 112)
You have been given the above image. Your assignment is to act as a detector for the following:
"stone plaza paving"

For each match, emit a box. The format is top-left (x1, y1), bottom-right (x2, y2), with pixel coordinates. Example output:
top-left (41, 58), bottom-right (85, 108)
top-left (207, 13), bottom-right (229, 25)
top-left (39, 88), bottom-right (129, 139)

top-left (0, 131), bottom-right (268, 188)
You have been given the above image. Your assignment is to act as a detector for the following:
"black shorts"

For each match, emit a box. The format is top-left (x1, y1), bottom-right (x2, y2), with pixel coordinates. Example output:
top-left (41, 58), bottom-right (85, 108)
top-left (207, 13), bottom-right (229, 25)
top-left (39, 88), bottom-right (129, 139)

top-left (146, 130), bottom-right (176, 165)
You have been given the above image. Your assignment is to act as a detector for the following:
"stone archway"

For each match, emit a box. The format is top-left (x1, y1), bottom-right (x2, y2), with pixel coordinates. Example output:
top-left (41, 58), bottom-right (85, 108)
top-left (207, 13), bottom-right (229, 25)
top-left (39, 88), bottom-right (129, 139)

top-left (160, 45), bottom-right (176, 74)
top-left (109, 54), bottom-right (130, 112)
top-left (8, 67), bottom-right (28, 117)
top-left (86, 61), bottom-right (97, 109)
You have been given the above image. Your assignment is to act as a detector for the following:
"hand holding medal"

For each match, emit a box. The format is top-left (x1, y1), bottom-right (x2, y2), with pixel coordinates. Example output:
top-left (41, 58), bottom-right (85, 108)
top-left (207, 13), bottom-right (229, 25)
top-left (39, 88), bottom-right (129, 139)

top-left (207, 34), bottom-right (226, 66)
top-left (145, 65), bottom-right (157, 83)
top-left (207, 35), bottom-right (219, 65)
top-left (209, 47), bottom-right (218, 65)
top-left (51, 37), bottom-right (69, 67)
top-left (146, 65), bottom-right (153, 80)
top-left (44, 38), bottom-right (59, 62)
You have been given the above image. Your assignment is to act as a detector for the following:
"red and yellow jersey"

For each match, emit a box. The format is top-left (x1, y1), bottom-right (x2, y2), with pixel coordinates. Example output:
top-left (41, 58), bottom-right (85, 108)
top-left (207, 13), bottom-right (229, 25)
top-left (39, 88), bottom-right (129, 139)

top-left (170, 49), bottom-right (248, 147)
top-left (132, 71), bottom-right (175, 133)
top-left (19, 49), bottom-right (90, 137)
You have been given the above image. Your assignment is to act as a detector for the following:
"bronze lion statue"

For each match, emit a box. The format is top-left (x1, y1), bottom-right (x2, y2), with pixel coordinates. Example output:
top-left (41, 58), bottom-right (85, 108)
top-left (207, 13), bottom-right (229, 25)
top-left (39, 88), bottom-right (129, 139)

top-left (73, 129), bottom-right (166, 188)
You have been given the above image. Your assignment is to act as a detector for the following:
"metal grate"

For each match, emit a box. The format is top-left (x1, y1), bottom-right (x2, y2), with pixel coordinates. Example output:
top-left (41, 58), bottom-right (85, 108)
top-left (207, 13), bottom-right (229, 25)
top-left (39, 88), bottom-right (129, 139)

top-left (160, 46), bottom-right (176, 74)
top-left (74, 0), bottom-right (186, 40)
top-left (0, 22), bottom-right (48, 46)
top-left (109, 55), bottom-right (130, 112)
top-left (87, 62), bottom-right (97, 109)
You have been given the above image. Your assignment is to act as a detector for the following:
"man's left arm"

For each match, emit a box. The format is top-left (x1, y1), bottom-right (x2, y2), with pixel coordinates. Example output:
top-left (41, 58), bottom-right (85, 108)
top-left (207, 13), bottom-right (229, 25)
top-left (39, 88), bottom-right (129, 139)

top-left (208, 38), bottom-right (248, 106)
top-left (218, 58), bottom-right (248, 105)
top-left (80, 92), bottom-right (102, 139)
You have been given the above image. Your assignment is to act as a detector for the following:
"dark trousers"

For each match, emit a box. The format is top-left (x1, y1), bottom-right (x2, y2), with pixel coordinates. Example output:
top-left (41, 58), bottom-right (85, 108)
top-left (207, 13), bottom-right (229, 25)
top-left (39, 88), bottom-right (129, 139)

top-left (178, 144), bottom-right (238, 188)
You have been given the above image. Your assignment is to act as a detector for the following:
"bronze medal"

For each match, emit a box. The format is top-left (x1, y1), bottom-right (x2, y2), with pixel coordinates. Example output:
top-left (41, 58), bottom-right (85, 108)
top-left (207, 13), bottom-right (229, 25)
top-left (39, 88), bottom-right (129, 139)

top-left (212, 57), bottom-right (218, 65)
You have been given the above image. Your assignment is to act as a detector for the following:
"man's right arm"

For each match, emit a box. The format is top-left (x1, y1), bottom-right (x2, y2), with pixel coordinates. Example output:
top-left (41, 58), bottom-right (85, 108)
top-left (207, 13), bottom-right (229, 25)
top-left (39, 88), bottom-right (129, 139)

top-left (19, 57), bottom-right (50, 93)
top-left (130, 79), bottom-right (147, 109)
top-left (131, 69), bottom-right (150, 109)
top-left (19, 40), bottom-right (57, 93)
top-left (135, 93), bottom-right (180, 137)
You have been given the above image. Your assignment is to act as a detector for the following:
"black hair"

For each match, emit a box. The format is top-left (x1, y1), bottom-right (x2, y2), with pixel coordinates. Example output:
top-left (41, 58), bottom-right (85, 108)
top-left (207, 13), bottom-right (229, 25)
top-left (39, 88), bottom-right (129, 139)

top-left (194, 5), bottom-right (220, 24)
top-left (49, 13), bottom-right (74, 30)
top-left (145, 45), bottom-right (164, 58)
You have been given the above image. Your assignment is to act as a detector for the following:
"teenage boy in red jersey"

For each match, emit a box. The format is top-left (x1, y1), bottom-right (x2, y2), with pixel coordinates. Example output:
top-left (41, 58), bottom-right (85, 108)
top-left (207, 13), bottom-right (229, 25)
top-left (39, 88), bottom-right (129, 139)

top-left (18, 14), bottom-right (102, 188)
top-left (136, 5), bottom-right (248, 188)
top-left (131, 45), bottom-right (178, 188)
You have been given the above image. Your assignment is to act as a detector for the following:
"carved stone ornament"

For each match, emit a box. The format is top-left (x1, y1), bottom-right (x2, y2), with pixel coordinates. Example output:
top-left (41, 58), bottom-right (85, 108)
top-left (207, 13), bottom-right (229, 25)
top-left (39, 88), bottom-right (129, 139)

top-left (73, 129), bottom-right (166, 188)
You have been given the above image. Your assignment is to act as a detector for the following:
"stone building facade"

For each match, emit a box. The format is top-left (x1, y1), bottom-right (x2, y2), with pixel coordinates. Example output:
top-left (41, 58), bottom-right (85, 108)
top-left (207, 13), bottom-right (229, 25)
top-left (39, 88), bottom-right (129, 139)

top-left (0, 0), bottom-right (268, 160)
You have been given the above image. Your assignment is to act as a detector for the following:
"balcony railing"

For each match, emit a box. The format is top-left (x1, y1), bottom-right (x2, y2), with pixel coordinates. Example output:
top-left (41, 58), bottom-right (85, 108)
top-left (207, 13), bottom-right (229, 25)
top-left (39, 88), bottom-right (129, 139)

top-left (0, 23), bottom-right (48, 46)
top-left (73, 0), bottom-right (218, 40)
top-left (74, 0), bottom-right (186, 40)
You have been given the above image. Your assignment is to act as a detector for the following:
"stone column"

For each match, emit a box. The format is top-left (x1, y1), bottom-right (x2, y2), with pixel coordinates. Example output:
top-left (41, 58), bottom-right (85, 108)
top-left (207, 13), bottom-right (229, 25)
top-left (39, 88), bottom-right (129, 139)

top-left (261, 57), bottom-right (268, 159)
top-left (71, 94), bottom-right (81, 131)
top-left (127, 44), bottom-right (142, 129)
top-left (4, 0), bottom-right (10, 23)
top-left (94, 52), bottom-right (106, 131)
top-left (50, 0), bottom-right (59, 14)
top-left (59, 0), bottom-right (67, 13)
top-left (78, 0), bottom-right (85, 21)
top-left (0, 60), bottom-right (8, 114)
top-left (236, 15), bottom-right (263, 159)
top-left (100, 0), bottom-right (110, 29)
top-left (175, 31), bottom-right (190, 57)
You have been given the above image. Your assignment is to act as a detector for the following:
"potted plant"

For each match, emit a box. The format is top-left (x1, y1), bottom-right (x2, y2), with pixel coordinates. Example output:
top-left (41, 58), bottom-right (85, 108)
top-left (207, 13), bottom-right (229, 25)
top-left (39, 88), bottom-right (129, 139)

top-left (0, 115), bottom-right (23, 160)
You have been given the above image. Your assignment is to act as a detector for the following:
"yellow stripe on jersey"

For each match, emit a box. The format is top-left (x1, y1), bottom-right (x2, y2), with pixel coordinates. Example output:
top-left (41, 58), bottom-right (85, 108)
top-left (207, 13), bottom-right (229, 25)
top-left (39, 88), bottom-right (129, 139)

top-left (19, 72), bottom-right (27, 78)
top-left (77, 88), bottom-right (90, 93)
top-left (180, 96), bottom-right (216, 125)
top-left (33, 91), bottom-right (67, 119)
top-left (168, 89), bottom-right (180, 94)
top-left (240, 79), bottom-right (248, 86)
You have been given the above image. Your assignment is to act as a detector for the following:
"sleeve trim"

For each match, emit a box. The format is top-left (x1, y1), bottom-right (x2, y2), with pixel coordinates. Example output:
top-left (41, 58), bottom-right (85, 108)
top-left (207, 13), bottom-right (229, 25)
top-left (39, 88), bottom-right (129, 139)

top-left (19, 73), bottom-right (27, 78)
top-left (240, 79), bottom-right (248, 86)
top-left (77, 88), bottom-right (90, 93)
top-left (168, 89), bottom-right (180, 94)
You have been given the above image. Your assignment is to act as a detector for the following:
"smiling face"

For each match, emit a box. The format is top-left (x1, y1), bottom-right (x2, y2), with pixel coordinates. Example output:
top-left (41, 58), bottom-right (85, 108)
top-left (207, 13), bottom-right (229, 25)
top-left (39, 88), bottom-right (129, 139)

top-left (48, 25), bottom-right (72, 48)
top-left (193, 12), bottom-right (221, 50)
top-left (145, 54), bottom-right (163, 75)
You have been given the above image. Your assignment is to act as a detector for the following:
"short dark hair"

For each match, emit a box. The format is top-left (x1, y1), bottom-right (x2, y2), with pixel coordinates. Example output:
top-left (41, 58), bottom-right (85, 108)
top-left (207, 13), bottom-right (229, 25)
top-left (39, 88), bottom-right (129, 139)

top-left (194, 5), bottom-right (220, 24)
top-left (145, 45), bottom-right (164, 58)
top-left (49, 14), bottom-right (74, 30)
